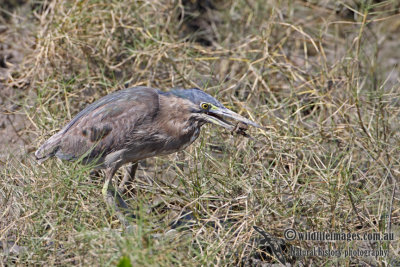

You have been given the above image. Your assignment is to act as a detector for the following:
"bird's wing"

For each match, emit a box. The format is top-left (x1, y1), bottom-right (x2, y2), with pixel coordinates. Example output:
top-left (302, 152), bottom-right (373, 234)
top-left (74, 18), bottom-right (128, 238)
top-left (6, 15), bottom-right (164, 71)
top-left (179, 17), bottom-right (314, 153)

top-left (54, 86), bottom-right (160, 162)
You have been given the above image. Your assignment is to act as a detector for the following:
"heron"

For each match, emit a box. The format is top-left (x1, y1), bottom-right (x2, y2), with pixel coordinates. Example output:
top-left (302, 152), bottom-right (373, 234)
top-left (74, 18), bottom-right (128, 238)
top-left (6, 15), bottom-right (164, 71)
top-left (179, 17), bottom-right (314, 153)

top-left (35, 86), bottom-right (261, 224)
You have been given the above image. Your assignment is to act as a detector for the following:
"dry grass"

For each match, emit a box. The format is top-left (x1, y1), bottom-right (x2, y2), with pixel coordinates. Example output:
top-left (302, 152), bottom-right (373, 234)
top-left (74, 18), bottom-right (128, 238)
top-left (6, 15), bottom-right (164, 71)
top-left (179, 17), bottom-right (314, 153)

top-left (1, 0), bottom-right (400, 266)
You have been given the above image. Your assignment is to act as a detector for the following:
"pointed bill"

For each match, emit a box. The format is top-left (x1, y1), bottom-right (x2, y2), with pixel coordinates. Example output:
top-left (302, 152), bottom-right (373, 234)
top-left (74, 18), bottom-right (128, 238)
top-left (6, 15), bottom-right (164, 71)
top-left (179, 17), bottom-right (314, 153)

top-left (201, 106), bottom-right (262, 132)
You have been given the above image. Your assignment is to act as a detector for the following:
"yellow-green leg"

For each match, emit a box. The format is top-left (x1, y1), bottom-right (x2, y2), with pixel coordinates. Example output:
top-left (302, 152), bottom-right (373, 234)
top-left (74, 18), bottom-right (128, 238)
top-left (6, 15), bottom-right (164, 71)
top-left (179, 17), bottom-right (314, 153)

top-left (102, 166), bottom-right (132, 226)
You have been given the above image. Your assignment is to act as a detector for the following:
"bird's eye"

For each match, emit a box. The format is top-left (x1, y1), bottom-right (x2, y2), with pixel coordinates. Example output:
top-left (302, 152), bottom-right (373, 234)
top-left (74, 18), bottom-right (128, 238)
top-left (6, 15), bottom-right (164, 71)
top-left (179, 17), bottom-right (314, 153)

top-left (201, 103), bottom-right (210, 110)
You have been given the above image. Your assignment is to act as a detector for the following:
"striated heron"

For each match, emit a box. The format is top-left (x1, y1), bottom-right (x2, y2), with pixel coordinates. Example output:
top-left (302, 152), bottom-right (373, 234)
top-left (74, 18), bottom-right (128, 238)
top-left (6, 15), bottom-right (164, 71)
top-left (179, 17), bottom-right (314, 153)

top-left (35, 86), bottom-right (261, 224)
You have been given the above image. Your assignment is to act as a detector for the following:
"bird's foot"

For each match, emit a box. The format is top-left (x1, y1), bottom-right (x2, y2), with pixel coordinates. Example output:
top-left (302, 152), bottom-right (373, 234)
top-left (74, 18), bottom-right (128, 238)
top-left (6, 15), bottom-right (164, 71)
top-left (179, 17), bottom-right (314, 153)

top-left (103, 185), bottom-right (136, 227)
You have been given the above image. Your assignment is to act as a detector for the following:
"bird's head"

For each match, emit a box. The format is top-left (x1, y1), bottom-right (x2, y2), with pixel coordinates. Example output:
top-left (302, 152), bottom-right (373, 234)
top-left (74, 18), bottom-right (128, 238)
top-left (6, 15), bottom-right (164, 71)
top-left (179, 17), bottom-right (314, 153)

top-left (168, 88), bottom-right (261, 132)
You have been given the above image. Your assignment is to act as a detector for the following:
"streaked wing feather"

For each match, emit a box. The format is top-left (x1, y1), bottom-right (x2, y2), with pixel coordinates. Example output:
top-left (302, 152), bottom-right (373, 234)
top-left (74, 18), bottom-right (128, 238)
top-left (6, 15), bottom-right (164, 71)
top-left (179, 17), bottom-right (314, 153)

top-left (60, 86), bottom-right (155, 134)
top-left (56, 86), bottom-right (160, 161)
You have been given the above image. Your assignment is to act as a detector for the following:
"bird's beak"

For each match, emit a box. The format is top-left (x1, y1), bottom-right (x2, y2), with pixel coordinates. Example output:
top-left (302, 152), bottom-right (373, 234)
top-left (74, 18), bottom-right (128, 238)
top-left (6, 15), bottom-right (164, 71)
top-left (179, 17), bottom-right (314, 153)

top-left (202, 107), bottom-right (262, 131)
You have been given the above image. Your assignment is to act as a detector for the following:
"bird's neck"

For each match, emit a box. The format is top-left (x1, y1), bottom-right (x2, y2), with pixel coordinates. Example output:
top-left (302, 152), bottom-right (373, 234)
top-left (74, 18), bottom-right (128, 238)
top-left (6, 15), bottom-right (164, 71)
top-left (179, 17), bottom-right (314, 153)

top-left (158, 95), bottom-right (201, 138)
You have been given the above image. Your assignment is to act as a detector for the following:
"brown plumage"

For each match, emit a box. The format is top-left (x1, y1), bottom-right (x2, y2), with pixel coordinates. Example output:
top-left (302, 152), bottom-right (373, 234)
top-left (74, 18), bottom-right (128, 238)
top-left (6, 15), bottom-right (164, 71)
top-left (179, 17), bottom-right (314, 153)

top-left (35, 86), bottom-right (261, 225)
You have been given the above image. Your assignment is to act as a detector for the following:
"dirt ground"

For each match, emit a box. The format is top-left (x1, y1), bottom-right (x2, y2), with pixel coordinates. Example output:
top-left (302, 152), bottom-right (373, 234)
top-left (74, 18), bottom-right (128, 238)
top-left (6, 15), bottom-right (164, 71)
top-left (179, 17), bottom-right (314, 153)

top-left (0, 3), bottom-right (34, 162)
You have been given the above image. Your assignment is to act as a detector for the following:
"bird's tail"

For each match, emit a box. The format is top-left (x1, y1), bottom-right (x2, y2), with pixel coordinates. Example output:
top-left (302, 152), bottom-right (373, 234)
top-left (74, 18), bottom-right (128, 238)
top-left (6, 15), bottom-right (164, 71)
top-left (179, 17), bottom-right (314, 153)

top-left (35, 133), bottom-right (62, 164)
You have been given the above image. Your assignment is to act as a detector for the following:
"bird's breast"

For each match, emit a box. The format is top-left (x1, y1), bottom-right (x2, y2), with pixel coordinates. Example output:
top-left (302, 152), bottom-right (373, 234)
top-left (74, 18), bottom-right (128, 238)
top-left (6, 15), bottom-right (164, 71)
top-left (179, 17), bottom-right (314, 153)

top-left (180, 127), bottom-right (200, 150)
top-left (158, 125), bottom-right (201, 155)
top-left (122, 123), bottom-right (201, 163)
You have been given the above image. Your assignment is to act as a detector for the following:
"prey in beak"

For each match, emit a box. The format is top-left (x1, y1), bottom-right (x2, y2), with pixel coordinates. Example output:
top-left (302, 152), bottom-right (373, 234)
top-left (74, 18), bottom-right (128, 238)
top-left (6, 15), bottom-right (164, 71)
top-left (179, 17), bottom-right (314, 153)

top-left (199, 104), bottom-right (262, 138)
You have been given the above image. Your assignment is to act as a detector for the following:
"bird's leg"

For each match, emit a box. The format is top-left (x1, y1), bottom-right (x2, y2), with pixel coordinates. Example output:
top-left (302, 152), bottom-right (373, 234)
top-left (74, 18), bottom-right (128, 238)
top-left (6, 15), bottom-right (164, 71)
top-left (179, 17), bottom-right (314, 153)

top-left (118, 162), bottom-right (138, 194)
top-left (102, 166), bottom-right (117, 201)
top-left (103, 165), bottom-right (133, 226)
